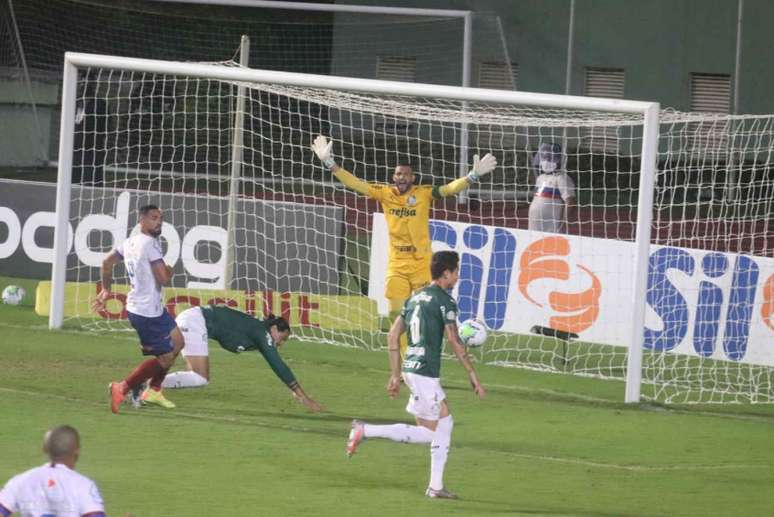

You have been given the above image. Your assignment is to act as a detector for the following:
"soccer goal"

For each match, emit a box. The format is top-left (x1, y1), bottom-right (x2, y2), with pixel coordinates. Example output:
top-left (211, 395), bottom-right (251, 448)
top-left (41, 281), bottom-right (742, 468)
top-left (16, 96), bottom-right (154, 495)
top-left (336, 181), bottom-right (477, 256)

top-left (49, 52), bottom-right (774, 404)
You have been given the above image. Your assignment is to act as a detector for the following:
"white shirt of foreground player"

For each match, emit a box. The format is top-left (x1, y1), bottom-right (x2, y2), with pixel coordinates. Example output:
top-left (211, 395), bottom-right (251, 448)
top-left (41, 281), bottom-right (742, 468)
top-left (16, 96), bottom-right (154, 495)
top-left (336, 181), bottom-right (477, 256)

top-left (0, 463), bottom-right (105, 517)
top-left (115, 232), bottom-right (165, 318)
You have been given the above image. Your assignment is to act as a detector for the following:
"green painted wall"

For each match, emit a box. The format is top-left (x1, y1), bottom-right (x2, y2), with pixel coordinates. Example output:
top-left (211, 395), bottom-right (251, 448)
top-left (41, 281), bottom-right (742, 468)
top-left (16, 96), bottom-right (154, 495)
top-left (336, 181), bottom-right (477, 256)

top-left (4, 0), bottom-right (774, 166)
top-left (0, 77), bottom-right (59, 166)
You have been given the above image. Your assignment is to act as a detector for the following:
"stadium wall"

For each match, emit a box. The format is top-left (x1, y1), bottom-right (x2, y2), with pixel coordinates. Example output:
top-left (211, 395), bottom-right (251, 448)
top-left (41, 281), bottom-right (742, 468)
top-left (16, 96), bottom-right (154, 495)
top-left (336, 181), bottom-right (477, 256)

top-left (336, 0), bottom-right (774, 114)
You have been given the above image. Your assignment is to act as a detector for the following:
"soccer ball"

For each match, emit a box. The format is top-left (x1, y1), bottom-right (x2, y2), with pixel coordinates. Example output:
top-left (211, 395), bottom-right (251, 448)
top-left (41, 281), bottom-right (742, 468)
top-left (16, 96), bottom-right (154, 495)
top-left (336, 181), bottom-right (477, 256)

top-left (458, 318), bottom-right (488, 347)
top-left (2, 285), bottom-right (26, 306)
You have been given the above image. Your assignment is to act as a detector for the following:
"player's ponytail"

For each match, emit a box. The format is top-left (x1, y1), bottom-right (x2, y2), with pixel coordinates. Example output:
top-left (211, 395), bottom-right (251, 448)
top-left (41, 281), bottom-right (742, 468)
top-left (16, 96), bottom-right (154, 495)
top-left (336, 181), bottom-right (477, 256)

top-left (264, 313), bottom-right (291, 333)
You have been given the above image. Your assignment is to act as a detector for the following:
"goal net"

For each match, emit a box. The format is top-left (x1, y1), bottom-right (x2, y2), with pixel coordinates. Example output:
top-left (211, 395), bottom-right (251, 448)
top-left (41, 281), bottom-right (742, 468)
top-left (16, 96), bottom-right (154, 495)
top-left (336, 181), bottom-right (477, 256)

top-left (52, 54), bottom-right (774, 404)
top-left (645, 111), bottom-right (774, 402)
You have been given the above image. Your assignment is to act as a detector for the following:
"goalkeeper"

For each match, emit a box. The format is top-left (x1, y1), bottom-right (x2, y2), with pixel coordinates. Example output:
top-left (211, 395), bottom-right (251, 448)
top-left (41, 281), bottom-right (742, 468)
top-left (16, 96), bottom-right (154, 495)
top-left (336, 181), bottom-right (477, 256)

top-left (312, 135), bottom-right (497, 357)
top-left (160, 305), bottom-right (323, 413)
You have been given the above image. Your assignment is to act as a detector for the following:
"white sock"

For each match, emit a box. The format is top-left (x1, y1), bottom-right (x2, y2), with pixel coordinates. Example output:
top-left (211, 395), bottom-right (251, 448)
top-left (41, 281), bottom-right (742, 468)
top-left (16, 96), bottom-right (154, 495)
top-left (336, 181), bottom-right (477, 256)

top-left (161, 371), bottom-right (209, 389)
top-left (363, 423), bottom-right (434, 444)
top-left (429, 415), bottom-right (453, 490)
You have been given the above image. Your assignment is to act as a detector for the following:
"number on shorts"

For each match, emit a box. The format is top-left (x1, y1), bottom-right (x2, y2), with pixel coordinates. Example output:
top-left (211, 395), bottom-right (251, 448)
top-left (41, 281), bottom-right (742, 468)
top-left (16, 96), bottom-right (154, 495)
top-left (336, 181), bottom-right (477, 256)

top-left (409, 305), bottom-right (421, 345)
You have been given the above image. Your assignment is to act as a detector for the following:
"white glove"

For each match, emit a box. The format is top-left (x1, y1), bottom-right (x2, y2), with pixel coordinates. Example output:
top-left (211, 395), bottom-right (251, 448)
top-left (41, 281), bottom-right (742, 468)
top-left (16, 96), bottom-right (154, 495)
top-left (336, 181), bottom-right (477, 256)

top-left (312, 135), bottom-right (336, 169)
top-left (467, 152), bottom-right (497, 182)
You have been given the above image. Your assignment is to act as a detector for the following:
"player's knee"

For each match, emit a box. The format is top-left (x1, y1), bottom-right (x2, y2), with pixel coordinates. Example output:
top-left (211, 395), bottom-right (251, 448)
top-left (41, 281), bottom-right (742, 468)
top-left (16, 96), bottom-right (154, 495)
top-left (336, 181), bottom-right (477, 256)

top-left (157, 353), bottom-right (176, 369)
top-left (171, 329), bottom-right (185, 348)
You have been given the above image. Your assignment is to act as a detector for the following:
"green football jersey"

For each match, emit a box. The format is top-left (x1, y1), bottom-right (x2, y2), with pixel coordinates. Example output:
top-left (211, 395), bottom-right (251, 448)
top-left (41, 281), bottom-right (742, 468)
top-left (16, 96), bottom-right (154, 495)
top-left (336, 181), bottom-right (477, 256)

top-left (400, 284), bottom-right (458, 378)
top-left (199, 305), bottom-right (298, 389)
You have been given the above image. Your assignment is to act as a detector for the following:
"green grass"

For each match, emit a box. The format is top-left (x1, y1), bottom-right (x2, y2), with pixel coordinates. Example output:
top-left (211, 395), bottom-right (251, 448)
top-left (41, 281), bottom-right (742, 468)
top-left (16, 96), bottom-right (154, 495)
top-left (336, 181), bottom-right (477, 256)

top-left (2, 304), bottom-right (774, 516)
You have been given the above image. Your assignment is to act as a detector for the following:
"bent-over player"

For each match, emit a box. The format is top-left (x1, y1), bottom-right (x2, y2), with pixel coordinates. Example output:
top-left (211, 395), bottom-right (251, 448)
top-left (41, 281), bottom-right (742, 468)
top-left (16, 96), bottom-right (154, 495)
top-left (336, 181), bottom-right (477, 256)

top-left (161, 305), bottom-right (322, 413)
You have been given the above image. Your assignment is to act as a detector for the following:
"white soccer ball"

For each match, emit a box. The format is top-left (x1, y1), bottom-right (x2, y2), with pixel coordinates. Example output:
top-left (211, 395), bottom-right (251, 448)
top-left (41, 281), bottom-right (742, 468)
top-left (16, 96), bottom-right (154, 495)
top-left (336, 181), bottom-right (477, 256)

top-left (2, 285), bottom-right (26, 306)
top-left (458, 318), bottom-right (488, 347)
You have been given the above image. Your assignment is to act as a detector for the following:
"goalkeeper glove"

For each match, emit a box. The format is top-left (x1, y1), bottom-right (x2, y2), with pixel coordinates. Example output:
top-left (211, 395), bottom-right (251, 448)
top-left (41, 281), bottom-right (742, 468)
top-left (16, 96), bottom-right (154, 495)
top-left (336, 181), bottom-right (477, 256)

top-left (466, 152), bottom-right (497, 182)
top-left (312, 135), bottom-right (337, 170)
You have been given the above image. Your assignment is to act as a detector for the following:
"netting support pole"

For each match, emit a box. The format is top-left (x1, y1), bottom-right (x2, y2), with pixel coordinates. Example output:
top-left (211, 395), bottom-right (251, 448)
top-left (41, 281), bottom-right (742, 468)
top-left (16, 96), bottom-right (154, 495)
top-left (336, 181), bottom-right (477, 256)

top-left (457, 12), bottom-right (473, 204)
top-left (726, 0), bottom-right (744, 204)
top-left (560, 0), bottom-right (576, 172)
top-left (49, 59), bottom-right (78, 329)
top-left (8, 0), bottom-right (46, 163)
top-left (224, 35), bottom-right (250, 291)
top-left (624, 102), bottom-right (660, 403)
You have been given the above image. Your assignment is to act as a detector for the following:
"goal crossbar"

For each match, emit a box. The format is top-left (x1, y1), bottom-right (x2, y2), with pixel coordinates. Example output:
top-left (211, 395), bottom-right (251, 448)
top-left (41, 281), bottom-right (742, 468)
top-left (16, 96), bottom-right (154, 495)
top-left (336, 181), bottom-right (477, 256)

top-left (151, 0), bottom-right (471, 18)
top-left (63, 53), bottom-right (655, 113)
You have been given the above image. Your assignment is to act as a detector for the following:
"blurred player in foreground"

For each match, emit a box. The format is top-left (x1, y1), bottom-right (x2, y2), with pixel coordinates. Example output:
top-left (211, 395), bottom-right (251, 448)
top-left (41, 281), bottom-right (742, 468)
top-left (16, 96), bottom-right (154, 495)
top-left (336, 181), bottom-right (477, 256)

top-left (528, 142), bottom-right (576, 233)
top-left (94, 204), bottom-right (184, 413)
top-left (344, 251), bottom-right (486, 499)
top-left (312, 135), bottom-right (496, 358)
top-left (0, 425), bottom-right (132, 517)
top-left (160, 305), bottom-right (323, 413)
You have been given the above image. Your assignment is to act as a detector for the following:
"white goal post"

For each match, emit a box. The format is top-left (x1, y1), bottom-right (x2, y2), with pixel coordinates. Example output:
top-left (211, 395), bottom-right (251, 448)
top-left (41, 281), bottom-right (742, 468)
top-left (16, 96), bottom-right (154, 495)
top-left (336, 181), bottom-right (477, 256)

top-left (50, 52), bottom-right (660, 402)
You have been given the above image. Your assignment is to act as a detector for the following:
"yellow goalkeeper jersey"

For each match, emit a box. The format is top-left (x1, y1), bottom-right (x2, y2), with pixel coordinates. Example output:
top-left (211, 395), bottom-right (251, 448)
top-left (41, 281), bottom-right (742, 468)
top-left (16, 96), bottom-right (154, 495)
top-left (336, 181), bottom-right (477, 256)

top-left (368, 183), bottom-right (440, 262)
top-left (332, 167), bottom-right (471, 262)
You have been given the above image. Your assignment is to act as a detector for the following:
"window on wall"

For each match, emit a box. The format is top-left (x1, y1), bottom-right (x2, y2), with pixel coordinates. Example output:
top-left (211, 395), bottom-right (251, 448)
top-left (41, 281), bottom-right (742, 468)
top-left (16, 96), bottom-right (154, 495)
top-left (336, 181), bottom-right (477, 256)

top-left (584, 67), bottom-right (625, 98)
top-left (689, 73), bottom-right (732, 156)
top-left (690, 73), bottom-right (731, 113)
top-left (376, 56), bottom-right (416, 82)
top-left (584, 67), bottom-right (625, 153)
top-left (478, 61), bottom-right (519, 90)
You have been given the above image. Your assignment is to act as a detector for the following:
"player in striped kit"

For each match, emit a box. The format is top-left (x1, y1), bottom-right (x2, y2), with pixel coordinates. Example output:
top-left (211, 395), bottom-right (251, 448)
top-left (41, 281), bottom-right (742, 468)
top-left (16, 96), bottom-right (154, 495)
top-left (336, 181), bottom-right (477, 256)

top-left (528, 142), bottom-right (577, 233)
top-left (94, 204), bottom-right (185, 413)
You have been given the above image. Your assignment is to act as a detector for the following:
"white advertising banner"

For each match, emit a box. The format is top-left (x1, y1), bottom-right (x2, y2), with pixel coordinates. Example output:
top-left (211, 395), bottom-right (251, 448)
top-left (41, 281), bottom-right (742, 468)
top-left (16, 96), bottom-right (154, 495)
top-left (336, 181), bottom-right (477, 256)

top-left (368, 213), bottom-right (774, 367)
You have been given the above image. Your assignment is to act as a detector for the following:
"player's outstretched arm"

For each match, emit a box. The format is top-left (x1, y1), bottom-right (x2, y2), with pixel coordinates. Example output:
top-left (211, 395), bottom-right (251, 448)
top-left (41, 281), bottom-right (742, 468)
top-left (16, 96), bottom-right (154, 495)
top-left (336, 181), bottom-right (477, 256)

top-left (386, 315), bottom-right (405, 399)
top-left (259, 343), bottom-right (323, 412)
top-left (311, 135), bottom-right (337, 170)
top-left (291, 384), bottom-right (324, 413)
top-left (438, 152), bottom-right (498, 197)
top-left (445, 324), bottom-right (486, 399)
top-left (311, 135), bottom-right (372, 196)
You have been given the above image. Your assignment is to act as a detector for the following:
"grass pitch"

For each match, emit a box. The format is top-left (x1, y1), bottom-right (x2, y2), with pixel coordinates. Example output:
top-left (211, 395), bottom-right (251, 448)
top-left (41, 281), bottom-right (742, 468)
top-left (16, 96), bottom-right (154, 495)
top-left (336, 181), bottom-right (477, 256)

top-left (2, 304), bottom-right (774, 516)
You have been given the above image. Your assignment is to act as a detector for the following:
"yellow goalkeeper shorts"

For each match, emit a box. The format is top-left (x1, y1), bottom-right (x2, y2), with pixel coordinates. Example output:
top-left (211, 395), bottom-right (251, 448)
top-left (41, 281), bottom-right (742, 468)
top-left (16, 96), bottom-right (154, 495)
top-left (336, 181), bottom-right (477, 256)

top-left (384, 257), bottom-right (431, 306)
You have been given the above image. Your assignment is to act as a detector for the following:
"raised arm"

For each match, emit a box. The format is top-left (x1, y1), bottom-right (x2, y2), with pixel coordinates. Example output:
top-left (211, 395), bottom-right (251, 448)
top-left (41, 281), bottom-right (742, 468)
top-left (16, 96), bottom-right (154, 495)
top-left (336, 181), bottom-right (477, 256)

top-left (312, 135), bottom-right (372, 196)
top-left (437, 152), bottom-right (497, 197)
top-left (445, 323), bottom-right (486, 399)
